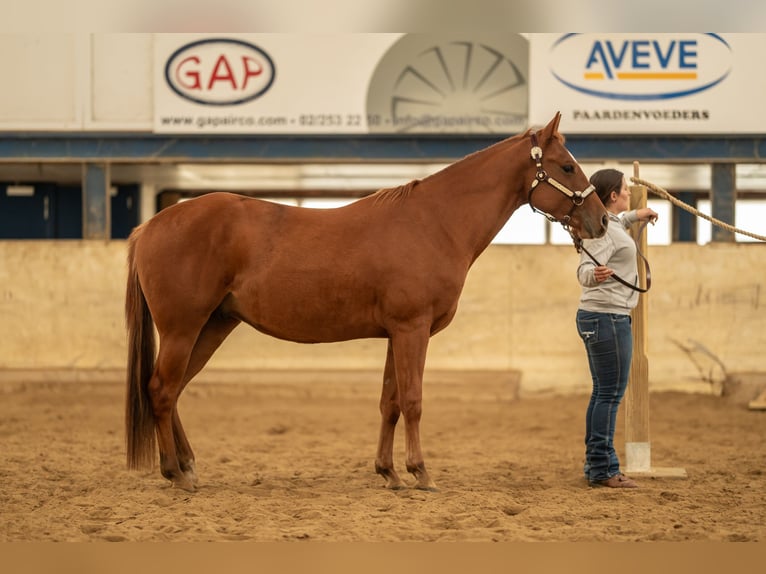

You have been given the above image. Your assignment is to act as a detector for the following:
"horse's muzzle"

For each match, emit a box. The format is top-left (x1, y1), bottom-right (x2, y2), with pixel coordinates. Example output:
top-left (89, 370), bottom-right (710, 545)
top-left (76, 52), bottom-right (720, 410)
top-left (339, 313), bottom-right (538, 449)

top-left (579, 211), bottom-right (609, 240)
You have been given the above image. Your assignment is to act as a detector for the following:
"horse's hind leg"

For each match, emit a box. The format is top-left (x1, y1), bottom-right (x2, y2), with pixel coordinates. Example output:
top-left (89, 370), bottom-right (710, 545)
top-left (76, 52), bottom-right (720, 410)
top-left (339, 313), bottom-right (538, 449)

top-left (173, 313), bottom-right (241, 487)
top-left (172, 407), bottom-right (197, 486)
top-left (149, 334), bottom-right (197, 491)
top-left (375, 340), bottom-right (405, 489)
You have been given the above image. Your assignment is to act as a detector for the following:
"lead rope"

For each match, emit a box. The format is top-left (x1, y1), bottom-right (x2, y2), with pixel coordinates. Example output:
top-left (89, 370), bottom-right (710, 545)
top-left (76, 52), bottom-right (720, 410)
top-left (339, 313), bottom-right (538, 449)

top-left (572, 220), bottom-right (652, 293)
top-left (631, 176), bottom-right (766, 242)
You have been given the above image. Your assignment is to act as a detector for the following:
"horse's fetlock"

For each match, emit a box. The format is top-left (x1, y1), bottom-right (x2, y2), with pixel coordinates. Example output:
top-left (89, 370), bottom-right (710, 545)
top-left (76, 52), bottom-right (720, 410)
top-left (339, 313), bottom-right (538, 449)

top-left (160, 467), bottom-right (176, 481)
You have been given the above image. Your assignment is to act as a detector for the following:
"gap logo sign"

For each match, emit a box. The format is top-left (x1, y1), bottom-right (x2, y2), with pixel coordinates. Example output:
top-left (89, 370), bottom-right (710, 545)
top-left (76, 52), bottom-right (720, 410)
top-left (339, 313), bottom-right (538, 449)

top-left (164, 38), bottom-right (276, 106)
top-left (549, 33), bottom-right (731, 101)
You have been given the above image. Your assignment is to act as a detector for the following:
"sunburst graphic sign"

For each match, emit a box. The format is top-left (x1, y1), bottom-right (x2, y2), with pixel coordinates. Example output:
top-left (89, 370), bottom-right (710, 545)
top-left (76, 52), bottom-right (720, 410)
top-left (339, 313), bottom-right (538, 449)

top-left (366, 34), bottom-right (529, 134)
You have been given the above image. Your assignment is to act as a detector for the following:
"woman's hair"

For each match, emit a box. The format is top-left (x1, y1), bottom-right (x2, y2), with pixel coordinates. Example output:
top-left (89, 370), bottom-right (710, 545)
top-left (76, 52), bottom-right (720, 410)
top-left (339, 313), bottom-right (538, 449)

top-left (589, 168), bottom-right (624, 204)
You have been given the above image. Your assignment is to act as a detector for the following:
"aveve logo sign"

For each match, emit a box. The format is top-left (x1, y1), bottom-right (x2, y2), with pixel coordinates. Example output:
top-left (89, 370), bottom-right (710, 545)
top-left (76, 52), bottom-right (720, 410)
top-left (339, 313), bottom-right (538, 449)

top-left (550, 33), bottom-right (732, 101)
top-left (165, 38), bottom-right (276, 106)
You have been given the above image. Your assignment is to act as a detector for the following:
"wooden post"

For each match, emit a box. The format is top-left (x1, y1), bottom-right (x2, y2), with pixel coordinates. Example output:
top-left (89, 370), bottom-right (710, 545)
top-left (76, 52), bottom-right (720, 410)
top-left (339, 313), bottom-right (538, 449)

top-left (625, 162), bottom-right (651, 472)
top-left (749, 389), bottom-right (766, 410)
top-left (625, 161), bottom-right (686, 479)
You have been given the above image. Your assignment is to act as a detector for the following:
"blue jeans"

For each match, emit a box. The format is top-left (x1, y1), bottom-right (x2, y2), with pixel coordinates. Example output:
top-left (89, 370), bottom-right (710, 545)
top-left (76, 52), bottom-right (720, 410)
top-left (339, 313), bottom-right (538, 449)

top-left (576, 310), bottom-right (633, 483)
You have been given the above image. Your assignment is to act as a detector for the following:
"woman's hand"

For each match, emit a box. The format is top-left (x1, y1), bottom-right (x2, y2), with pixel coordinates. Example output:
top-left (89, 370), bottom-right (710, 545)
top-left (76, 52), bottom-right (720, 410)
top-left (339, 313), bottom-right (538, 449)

top-left (594, 265), bottom-right (614, 283)
top-left (636, 207), bottom-right (659, 224)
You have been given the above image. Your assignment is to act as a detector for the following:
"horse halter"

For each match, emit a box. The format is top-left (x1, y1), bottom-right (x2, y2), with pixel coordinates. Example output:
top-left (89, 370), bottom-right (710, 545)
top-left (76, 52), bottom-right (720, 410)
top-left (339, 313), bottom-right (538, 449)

top-left (526, 132), bottom-right (651, 293)
top-left (527, 132), bottom-right (595, 226)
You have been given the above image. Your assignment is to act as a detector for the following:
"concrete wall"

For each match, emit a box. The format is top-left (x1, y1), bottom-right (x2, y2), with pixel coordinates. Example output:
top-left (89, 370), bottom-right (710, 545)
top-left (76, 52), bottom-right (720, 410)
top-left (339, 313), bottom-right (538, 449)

top-left (1, 241), bottom-right (763, 394)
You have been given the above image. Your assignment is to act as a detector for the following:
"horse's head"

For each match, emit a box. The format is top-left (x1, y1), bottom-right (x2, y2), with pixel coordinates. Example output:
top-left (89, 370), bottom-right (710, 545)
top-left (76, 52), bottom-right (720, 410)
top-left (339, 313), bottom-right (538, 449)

top-left (527, 112), bottom-right (608, 240)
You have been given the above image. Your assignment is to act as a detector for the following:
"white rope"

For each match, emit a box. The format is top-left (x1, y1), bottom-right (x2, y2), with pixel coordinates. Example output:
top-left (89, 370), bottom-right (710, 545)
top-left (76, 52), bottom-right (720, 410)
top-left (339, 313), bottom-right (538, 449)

top-left (630, 176), bottom-right (766, 242)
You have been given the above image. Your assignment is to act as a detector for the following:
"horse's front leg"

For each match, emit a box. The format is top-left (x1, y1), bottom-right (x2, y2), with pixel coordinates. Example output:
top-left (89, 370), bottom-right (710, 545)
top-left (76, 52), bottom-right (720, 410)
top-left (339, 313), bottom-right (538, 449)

top-left (375, 340), bottom-right (405, 489)
top-left (390, 326), bottom-right (437, 491)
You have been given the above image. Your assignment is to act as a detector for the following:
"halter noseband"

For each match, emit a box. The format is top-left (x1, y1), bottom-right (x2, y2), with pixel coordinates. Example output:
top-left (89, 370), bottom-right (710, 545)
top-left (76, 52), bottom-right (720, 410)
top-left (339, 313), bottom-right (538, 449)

top-left (527, 132), bottom-right (595, 226)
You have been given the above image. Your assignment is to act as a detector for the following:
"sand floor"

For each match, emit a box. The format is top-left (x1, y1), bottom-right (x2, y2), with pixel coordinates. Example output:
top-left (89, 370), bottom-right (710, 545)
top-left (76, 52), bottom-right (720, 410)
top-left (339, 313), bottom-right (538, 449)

top-left (1, 372), bottom-right (764, 543)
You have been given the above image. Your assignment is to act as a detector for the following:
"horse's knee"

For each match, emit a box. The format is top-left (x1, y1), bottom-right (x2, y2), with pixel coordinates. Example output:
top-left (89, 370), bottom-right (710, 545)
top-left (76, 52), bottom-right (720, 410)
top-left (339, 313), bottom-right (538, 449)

top-left (379, 401), bottom-right (400, 424)
top-left (400, 398), bottom-right (422, 420)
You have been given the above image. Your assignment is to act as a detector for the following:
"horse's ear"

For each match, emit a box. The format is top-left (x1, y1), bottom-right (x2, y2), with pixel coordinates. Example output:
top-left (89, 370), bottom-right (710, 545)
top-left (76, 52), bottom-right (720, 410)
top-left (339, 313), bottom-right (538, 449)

top-left (552, 111), bottom-right (562, 134)
top-left (538, 112), bottom-right (562, 142)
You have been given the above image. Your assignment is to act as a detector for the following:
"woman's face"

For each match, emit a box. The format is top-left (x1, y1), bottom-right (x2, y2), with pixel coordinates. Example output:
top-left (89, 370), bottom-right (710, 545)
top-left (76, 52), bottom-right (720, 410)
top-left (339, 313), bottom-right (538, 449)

top-left (610, 176), bottom-right (631, 212)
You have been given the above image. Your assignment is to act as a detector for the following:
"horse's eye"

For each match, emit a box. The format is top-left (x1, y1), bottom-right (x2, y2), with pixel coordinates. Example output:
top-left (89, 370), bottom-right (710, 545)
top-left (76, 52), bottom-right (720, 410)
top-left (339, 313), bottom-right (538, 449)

top-left (562, 165), bottom-right (575, 174)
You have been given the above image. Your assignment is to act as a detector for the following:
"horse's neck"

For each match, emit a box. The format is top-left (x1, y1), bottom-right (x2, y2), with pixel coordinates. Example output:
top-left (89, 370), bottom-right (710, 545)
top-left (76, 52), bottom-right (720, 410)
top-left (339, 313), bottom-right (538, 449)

top-left (421, 139), bottom-right (529, 262)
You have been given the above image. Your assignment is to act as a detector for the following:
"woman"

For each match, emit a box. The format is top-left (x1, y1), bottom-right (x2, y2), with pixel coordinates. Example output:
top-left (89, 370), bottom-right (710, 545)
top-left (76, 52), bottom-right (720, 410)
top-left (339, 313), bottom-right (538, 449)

top-left (576, 168), bottom-right (658, 489)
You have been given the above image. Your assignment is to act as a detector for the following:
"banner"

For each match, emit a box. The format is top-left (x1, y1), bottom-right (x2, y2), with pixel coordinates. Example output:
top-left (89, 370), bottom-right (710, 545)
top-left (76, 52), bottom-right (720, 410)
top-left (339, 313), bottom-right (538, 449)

top-left (529, 33), bottom-right (766, 134)
top-left (155, 33), bottom-right (766, 135)
top-left (153, 33), bottom-right (530, 135)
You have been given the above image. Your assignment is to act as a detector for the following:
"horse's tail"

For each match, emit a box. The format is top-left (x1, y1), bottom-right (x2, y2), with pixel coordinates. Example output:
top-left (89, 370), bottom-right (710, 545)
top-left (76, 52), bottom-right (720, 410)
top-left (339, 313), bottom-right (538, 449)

top-left (125, 226), bottom-right (157, 470)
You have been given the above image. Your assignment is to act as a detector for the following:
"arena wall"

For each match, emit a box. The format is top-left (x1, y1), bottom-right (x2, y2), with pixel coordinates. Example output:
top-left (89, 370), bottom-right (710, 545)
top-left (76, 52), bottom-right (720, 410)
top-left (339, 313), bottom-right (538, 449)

top-left (0, 241), bottom-right (762, 395)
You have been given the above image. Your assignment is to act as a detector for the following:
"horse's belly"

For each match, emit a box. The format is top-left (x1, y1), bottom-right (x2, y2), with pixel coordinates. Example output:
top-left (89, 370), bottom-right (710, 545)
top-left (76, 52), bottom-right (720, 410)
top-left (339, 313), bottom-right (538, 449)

top-left (226, 290), bottom-right (387, 343)
top-left (253, 321), bottom-right (386, 344)
top-left (247, 314), bottom-right (387, 343)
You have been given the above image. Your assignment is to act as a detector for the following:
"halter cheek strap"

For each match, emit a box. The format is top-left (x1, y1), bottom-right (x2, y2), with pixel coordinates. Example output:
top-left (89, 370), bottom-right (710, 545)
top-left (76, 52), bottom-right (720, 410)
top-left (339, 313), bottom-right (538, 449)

top-left (528, 132), bottom-right (595, 224)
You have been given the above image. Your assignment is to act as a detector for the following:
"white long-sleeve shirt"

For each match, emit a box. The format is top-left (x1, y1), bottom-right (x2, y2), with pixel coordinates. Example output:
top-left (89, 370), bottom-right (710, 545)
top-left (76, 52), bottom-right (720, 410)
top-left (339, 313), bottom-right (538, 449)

top-left (577, 210), bottom-right (640, 315)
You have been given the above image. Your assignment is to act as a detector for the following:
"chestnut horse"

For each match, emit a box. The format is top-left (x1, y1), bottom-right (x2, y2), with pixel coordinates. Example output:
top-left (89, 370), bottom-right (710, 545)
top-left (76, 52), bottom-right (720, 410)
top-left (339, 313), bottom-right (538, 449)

top-left (125, 112), bottom-right (608, 492)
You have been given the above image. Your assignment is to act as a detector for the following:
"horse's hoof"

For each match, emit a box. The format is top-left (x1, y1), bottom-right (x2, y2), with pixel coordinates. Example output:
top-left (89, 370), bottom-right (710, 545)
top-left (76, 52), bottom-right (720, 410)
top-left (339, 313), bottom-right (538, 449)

top-left (415, 484), bottom-right (439, 493)
top-left (172, 477), bottom-right (197, 492)
top-left (382, 476), bottom-right (406, 490)
top-left (376, 465), bottom-right (405, 490)
top-left (181, 462), bottom-right (199, 486)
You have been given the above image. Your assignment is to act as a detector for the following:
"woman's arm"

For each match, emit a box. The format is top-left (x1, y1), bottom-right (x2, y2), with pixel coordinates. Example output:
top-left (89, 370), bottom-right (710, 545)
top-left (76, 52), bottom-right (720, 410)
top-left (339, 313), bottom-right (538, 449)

top-left (620, 208), bottom-right (658, 229)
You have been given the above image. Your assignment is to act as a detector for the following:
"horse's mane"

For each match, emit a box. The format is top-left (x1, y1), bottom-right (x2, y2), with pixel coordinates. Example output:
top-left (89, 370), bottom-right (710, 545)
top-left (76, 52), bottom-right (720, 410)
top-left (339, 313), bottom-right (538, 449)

top-left (366, 126), bottom-right (563, 206)
top-left (370, 179), bottom-right (420, 205)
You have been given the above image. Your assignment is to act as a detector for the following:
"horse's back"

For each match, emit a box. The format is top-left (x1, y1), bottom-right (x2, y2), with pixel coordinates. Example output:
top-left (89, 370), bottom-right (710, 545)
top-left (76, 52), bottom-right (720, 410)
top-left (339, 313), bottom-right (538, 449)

top-left (131, 191), bottom-right (466, 341)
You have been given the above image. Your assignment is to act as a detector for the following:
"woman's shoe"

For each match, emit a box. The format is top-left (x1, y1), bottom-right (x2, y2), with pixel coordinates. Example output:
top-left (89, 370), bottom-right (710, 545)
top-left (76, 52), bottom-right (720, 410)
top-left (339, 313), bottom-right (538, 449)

top-left (590, 473), bottom-right (638, 488)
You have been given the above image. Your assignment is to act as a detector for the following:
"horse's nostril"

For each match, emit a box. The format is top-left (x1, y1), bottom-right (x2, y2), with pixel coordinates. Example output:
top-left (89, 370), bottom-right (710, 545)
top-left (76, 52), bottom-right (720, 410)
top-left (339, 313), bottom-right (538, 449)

top-left (602, 213), bottom-right (609, 229)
